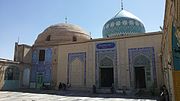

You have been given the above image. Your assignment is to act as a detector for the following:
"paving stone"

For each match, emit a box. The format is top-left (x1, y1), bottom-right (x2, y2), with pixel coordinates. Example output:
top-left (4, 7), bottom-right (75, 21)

top-left (0, 91), bottom-right (157, 101)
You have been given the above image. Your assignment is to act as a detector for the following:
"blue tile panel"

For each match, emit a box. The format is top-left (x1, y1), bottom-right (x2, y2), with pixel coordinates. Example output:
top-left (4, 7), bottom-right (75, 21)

top-left (128, 47), bottom-right (157, 88)
top-left (31, 48), bottom-right (52, 84)
top-left (95, 42), bottom-right (117, 87)
top-left (45, 48), bottom-right (52, 64)
top-left (32, 49), bottom-right (38, 64)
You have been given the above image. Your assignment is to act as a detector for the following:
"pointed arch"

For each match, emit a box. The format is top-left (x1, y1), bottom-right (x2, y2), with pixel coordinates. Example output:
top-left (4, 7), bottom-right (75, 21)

top-left (70, 58), bottom-right (83, 86)
top-left (3, 66), bottom-right (20, 90)
top-left (133, 54), bottom-right (150, 66)
top-left (133, 55), bottom-right (152, 89)
top-left (4, 66), bottom-right (19, 80)
top-left (100, 56), bottom-right (113, 67)
top-left (67, 52), bottom-right (86, 86)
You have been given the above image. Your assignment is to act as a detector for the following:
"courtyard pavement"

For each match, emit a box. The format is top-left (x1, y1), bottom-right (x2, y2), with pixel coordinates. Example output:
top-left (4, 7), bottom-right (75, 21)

top-left (0, 90), bottom-right (158, 101)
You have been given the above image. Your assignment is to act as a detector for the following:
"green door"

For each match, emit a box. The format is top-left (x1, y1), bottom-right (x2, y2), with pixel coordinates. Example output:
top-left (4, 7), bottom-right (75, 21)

top-left (36, 72), bottom-right (43, 89)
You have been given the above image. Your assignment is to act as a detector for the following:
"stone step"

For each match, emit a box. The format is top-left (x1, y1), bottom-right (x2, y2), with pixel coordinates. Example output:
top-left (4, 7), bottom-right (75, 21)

top-left (96, 88), bottom-right (112, 94)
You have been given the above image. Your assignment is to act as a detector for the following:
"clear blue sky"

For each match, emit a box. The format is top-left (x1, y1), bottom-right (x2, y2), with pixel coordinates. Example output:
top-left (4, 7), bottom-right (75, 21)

top-left (0, 0), bottom-right (165, 59)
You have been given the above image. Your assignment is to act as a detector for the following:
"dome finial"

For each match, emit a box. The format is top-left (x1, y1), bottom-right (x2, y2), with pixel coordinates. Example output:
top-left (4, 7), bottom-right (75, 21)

top-left (121, 0), bottom-right (123, 10)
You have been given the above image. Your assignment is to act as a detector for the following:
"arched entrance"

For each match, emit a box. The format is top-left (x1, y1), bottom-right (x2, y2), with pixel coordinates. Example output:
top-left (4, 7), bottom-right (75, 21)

top-left (68, 52), bottom-right (86, 87)
top-left (23, 68), bottom-right (30, 87)
top-left (99, 57), bottom-right (114, 87)
top-left (133, 55), bottom-right (151, 89)
top-left (70, 58), bottom-right (84, 87)
top-left (3, 66), bottom-right (20, 90)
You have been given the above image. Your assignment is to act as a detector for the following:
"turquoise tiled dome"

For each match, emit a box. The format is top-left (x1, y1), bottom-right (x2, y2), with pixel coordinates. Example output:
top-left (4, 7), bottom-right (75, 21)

top-left (103, 10), bottom-right (145, 38)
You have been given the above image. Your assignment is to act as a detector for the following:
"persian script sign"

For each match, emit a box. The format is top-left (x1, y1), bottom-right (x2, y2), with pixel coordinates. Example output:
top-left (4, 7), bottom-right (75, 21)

top-left (96, 42), bottom-right (115, 49)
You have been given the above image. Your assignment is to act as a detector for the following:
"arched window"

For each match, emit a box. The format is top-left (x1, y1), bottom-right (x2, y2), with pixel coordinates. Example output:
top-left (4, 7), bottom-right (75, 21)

top-left (72, 36), bottom-right (77, 41)
top-left (39, 50), bottom-right (45, 61)
top-left (46, 35), bottom-right (51, 41)
top-left (5, 66), bottom-right (19, 80)
top-left (5, 68), bottom-right (13, 80)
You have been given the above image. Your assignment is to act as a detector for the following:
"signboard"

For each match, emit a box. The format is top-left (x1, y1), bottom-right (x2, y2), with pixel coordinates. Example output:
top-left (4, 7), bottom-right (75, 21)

top-left (96, 42), bottom-right (115, 49)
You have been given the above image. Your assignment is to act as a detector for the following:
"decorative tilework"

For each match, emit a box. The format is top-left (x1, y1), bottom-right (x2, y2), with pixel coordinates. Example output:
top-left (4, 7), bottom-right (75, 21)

top-left (129, 20), bottom-right (134, 25)
top-left (32, 50), bottom-right (38, 64)
top-left (45, 48), bottom-right (52, 64)
top-left (44, 64), bottom-right (52, 82)
top-left (135, 21), bottom-right (139, 26)
top-left (30, 66), bottom-right (37, 82)
top-left (128, 47), bottom-right (157, 88)
top-left (68, 52), bottom-right (86, 63)
top-left (116, 21), bottom-right (121, 26)
top-left (103, 10), bottom-right (146, 38)
top-left (95, 42), bottom-right (117, 87)
top-left (96, 42), bottom-right (115, 50)
top-left (103, 17), bottom-right (145, 38)
top-left (67, 52), bottom-right (86, 86)
top-left (30, 48), bottom-right (52, 86)
top-left (110, 22), bottom-right (114, 27)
